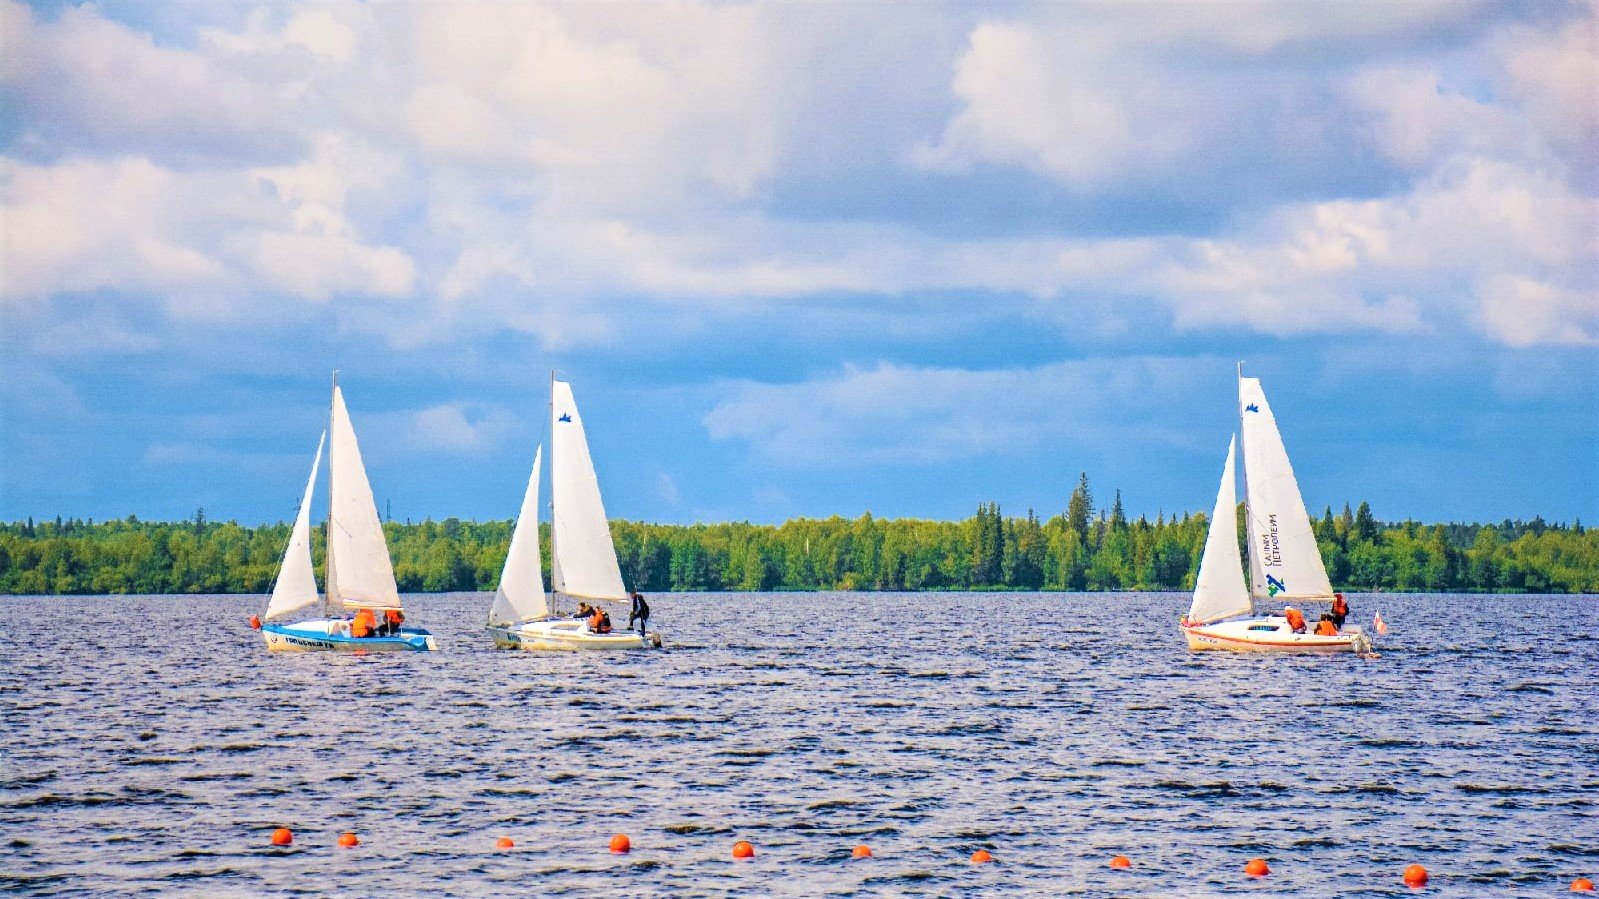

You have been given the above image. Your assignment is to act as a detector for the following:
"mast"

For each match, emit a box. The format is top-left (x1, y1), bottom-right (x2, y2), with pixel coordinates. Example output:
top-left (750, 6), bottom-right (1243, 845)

top-left (548, 368), bottom-right (558, 617)
top-left (1237, 361), bottom-right (1256, 608)
top-left (324, 370), bottom-right (338, 617)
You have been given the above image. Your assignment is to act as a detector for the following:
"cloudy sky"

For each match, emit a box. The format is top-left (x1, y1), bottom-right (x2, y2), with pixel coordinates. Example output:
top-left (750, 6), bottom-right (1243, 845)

top-left (2, 0), bottom-right (1595, 527)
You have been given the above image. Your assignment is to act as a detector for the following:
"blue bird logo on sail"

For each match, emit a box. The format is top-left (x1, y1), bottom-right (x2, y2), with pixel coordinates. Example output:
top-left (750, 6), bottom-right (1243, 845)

top-left (1245, 403), bottom-right (1260, 413)
top-left (1265, 573), bottom-right (1286, 596)
top-left (558, 413), bottom-right (572, 422)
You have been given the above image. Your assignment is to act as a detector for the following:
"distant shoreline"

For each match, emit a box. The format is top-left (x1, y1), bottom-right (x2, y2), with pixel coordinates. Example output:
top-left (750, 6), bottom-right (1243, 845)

top-left (2, 506), bottom-right (1593, 595)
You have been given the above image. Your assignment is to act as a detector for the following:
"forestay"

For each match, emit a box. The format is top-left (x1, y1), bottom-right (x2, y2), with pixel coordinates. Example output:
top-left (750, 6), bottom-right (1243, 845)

top-left (490, 446), bottom-right (548, 624)
top-left (1238, 376), bottom-right (1334, 602)
top-left (326, 386), bottom-right (402, 611)
top-left (1188, 435), bottom-right (1252, 624)
top-left (264, 432), bottom-right (325, 622)
top-left (550, 380), bottom-right (628, 603)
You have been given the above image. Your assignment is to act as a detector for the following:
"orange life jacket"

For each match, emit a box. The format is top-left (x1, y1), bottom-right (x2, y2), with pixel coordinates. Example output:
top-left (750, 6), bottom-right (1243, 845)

top-left (351, 609), bottom-right (375, 638)
top-left (1284, 608), bottom-right (1306, 632)
top-left (385, 609), bottom-right (404, 628)
top-left (1315, 619), bottom-right (1338, 636)
top-left (1332, 595), bottom-right (1349, 617)
top-left (588, 609), bottom-right (604, 631)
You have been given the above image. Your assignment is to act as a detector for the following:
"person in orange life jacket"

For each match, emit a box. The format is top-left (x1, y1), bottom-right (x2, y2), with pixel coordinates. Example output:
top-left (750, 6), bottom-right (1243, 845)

top-left (628, 591), bottom-right (650, 636)
top-left (351, 608), bottom-right (376, 638)
top-left (587, 606), bottom-right (612, 634)
top-left (1314, 614), bottom-right (1339, 636)
top-left (377, 608), bottom-right (404, 636)
top-left (1283, 607), bottom-right (1307, 634)
top-left (1331, 593), bottom-right (1349, 629)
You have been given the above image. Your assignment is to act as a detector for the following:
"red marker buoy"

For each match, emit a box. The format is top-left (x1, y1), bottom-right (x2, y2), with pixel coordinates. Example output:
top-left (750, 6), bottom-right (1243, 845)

top-left (1109, 855), bottom-right (1131, 869)
top-left (1245, 858), bottom-right (1270, 877)
top-left (270, 827), bottom-right (293, 846)
top-left (732, 840), bottom-right (755, 859)
top-left (852, 844), bottom-right (872, 858)
top-left (610, 834), bottom-right (631, 854)
top-left (1404, 864), bottom-right (1428, 887)
top-left (1573, 878), bottom-right (1595, 893)
top-left (249, 615), bottom-right (261, 630)
top-left (495, 837), bottom-right (514, 850)
top-left (971, 849), bottom-right (993, 864)
top-left (337, 832), bottom-right (359, 848)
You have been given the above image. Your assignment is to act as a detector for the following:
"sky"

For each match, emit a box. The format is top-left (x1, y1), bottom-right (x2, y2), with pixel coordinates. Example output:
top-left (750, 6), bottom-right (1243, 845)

top-left (1, 0), bottom-right (1595, 527)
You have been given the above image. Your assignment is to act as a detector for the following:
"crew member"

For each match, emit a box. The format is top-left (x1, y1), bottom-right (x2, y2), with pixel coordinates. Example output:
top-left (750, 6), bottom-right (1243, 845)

top-left (573, 602), bottom-right (593, 621)
top-left (1284, 607), bottom-right (1307, 634)
top-left (1314, 614), bottom-right (1339, 636)
top-left (1331, 593), bottom-right (1349, 629)
top-left (628, 591), bottom-right (651, 637)
top-left (351, 608), bottom-right (376, 638)
top-left (381, 608), bottom-right (405, 636)
top-left (588, 605), bottom-right (613, 634)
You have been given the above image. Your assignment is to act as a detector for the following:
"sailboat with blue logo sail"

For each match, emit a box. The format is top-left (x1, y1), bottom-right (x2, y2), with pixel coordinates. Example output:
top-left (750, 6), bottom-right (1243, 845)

top-left (1180, 367), bottom-right (1370, 653)
top-left (253, 378), bottom-right (437, 652)
top-left (485, 375), bottom-right (661, 651)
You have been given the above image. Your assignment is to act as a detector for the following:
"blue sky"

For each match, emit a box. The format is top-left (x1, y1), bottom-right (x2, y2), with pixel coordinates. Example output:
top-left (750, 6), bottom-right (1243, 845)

top-left (1, 0), bottom-right (1595, 527)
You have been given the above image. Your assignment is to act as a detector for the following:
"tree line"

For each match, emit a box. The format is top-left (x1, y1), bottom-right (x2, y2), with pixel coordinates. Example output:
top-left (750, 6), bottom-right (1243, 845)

top-left (1, 475), bottom-right (1593, 595)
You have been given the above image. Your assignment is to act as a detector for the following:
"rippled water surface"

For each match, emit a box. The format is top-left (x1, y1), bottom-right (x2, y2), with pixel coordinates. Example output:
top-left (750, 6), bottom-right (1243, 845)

top-left (2, 592), bottom-right (1595, 896)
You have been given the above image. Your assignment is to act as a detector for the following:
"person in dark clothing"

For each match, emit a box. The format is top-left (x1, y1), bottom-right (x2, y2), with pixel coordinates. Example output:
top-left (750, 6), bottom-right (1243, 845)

top-left (628, 591), bottom-right (650, 636)
top-left (1331, 593), bottom-right (1349, 629)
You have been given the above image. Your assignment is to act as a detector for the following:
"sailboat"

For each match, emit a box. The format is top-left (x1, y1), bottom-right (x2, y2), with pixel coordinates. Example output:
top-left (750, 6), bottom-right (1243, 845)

top-left (1180, 368), bottom-right (1371, 653)
top-left (254, 380), bottom-right (437, 652)
top-left (485, 376), bottom-right (661, 651)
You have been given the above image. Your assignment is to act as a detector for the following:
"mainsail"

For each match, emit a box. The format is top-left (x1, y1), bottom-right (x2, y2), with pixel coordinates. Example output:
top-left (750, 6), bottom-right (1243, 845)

top-left (326, 385), bottom-right (402, 611)
top-left (490, 446), bottom-right (548, 624)
top-left (264, 432), bottom-right (325, 622)
top-left (1238, 376), bottom-right (1334, 602)
top-left (550, 379), bottom-right (627, 603)
top-left (1187, 435), bottom-right (1252, 625)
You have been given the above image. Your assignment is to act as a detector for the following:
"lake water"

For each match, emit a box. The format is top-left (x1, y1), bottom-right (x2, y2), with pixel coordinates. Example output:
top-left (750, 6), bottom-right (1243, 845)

top-left (1, 592), bottom-right (1594, 896)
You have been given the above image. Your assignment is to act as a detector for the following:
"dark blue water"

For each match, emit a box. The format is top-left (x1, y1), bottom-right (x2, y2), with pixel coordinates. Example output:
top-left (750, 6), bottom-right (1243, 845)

top-left (1, 592), bottom-right (1594, 896)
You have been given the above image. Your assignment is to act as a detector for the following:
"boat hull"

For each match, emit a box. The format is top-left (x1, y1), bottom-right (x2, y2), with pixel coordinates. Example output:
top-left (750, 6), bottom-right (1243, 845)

top-left (261, 619), bottom-right (437, 653)
top-left (487, 618), bottom-right (661, 651)
top-left (1182, 617), bottom-right (1369, 654)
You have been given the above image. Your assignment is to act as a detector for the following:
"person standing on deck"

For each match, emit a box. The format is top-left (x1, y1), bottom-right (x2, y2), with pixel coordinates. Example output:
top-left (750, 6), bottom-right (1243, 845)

top-left (628, 591), bottom-right (650, 637)
top-left (1331, 593), bottom-right (1349, 630)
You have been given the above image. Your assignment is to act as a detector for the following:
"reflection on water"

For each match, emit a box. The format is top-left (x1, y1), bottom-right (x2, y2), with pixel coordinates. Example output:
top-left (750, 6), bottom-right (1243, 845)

top-left (2, 592), bottom-right (1594, 896)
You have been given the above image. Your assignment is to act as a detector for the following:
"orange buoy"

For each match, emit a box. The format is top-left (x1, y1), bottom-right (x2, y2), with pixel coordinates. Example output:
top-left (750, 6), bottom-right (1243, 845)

top-left (249, 615), bottom-right (262, 630)
top-left (1245, 858), bottom-right (1270, 877)
top-left (270, 827), bottom-right (293, 846)
top-left (971, 849), bottom-right (993, 864)
top-left (1404, 864), bottom-right (1428, 887)
top-left (1110, 855), bottom-right (1131, 869)
top-left (852, 844), bottom-right (872, 859)
top-left (1573, 878), bottom-right (1595, 893)
top-left (495, 837), bottom-right (514, 850)
top-left (610, 834), bottom-right (631, 854)
top-left (732, 840), bottom-right (755, 859)
top-left (337, 832), bottom-right (359, 848)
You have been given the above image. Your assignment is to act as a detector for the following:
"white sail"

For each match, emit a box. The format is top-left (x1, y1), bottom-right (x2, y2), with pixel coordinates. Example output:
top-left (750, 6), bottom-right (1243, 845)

top-left (1187, 435), bottom-right (1252, 624)
top-left (1238, 376), bottom-right (1334, 602)
top-left (326, 385), bottom-right (402, 611)
top-left (550, 379), bottom-right (627, 603)
top-left (264, 432), bottom-right (325, 622)
top-left (490, 446), bottom-right (548, 624)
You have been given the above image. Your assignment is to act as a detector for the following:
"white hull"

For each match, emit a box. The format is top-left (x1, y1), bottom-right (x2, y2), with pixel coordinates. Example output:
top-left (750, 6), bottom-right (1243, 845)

top-left (262, 618), bottom-right (437, 653)
top-left (1182, 616), bottom-right (1369, 654)
top-left (487, 618), bottom-right (661, 651)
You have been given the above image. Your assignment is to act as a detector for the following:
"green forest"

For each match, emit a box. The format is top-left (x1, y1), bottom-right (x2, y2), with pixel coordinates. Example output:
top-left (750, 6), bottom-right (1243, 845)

top-left (1, 475), bottom-right (1594, 595)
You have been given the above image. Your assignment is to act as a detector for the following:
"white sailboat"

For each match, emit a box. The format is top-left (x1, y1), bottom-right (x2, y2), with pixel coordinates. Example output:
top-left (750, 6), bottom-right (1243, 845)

top-left (254, 380), bottom-right (437, 652)
top-left (1180, 368), bottom-right (1370, 653)
top-left (485, 376), bottom-right (661, 651)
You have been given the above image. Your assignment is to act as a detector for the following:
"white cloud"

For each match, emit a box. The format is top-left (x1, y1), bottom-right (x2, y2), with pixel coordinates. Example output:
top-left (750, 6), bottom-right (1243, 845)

top-left (407, 403), bottom-right (516, 453)
top-left (1479, 276), bottom-right (1598, 347)
top-left (704, 358), bottom-right (1212, 467)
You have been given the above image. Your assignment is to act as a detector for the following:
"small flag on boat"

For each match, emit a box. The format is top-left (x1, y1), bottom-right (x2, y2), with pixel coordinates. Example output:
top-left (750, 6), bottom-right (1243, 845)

top-left (1373, 610), bottom-right (1388, 635)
